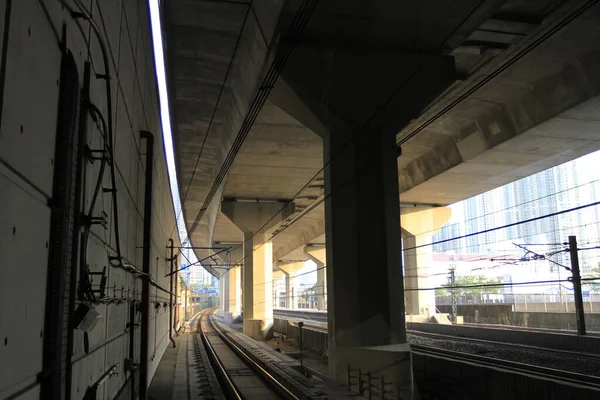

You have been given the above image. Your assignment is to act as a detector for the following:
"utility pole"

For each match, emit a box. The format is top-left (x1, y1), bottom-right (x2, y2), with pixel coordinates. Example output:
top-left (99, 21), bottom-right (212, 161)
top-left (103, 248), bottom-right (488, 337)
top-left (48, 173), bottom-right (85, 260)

top-left (298, 321), bottom-right (304, 367)
top-left (450, 264), bottom-right (457, 323)
top-left (184, 284), bottom-right (188, 321)
top-left (569, 236), bottom-right (586, 335)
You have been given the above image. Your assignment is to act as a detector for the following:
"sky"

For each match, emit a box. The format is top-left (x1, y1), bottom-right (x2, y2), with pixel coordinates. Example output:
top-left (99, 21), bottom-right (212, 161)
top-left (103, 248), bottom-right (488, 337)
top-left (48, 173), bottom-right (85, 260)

top-left (148, 0), bottom-right (190, 246)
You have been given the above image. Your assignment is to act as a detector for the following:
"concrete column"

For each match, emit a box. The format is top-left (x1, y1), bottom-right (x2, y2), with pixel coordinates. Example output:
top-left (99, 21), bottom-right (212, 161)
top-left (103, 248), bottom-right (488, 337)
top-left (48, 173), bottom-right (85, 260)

top-left (304, 246), bottom-right (326, 310)
top-left (221, 201), bottom-right (294, 340)
top-left (401, 208), bottom-right (452, 319)
top-left (272, 269), bottom-right (285, 308)
top-left (274, 44), bottom-right (455, 396)
top-left (278, 261), bottom-right (304, 309)
top-left (219, 272), bottom-right (229, 317)
top-left (285, 273), bottom-right (292, 308)
top-left (224, 266), bottom-right (241, 323)
top-left (323, 126), bottom-right (408, 375)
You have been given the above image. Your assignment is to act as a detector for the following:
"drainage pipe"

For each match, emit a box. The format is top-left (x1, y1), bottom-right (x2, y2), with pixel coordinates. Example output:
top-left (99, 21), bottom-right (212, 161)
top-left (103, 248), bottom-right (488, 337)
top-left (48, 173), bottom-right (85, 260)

top-left (140, 130), bottom-right (154, 399)
top-left (167, 238), bottom-right (176, 347)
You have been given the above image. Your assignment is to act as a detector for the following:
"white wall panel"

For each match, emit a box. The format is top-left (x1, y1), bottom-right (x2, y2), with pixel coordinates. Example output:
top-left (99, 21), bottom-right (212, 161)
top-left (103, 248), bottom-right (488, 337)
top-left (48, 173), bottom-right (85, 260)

top-left (0, 174), bottom-right (49, 392)
top-left (0, 1), bottom-right (182, 398)
top-left (0, 0), bottom-right (60, 196)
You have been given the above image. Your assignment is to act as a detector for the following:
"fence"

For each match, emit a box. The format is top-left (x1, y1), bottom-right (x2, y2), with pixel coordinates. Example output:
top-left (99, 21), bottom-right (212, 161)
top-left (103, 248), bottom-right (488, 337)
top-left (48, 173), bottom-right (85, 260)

top-left (275, 292), bottom-right (327, 310)
top-left (436, 293), bottom-right (600, 313)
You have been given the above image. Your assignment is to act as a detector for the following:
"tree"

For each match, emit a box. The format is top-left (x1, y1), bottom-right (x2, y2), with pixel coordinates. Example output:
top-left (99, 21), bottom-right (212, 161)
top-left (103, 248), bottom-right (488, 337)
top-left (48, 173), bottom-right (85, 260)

top-left (587, 264), bottom-right (600, 292)
top-left (189, 282), bottom-right (211, 293)
top-left (436, 275), bottom-right (502, 302)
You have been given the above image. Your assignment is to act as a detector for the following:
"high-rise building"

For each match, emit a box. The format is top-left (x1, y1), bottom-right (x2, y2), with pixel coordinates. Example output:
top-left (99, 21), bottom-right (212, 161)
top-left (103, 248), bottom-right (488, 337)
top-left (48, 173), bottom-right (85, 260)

top-left (432, 150), bottom-right (600, 278)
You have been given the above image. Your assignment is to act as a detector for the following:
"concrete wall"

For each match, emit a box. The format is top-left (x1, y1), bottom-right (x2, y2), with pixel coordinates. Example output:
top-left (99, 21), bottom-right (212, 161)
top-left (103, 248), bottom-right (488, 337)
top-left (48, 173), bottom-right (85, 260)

top-left (0, 1), bottom-right (180, 399)
top-left (437, 304), bottom-right (514, 325)
top-left (512, 312), bottom-right (600, 332)
top-left (437, 305), bottom-right (600, 331)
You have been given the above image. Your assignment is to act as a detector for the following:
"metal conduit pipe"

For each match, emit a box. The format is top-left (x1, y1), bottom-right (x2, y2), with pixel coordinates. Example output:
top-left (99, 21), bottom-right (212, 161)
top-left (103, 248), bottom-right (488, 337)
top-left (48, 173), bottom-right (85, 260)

top-left (167, 238), bottom-right (176, 348)
top-left (83, 363), bottom-right (120, 400)
top-left (140, 130), bottom-right (154, 400)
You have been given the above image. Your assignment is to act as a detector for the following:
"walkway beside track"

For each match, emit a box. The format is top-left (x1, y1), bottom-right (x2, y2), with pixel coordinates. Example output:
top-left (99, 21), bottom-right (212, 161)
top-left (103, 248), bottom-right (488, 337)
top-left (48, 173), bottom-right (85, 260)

top-left (148, 313), bottom-right (224, 400)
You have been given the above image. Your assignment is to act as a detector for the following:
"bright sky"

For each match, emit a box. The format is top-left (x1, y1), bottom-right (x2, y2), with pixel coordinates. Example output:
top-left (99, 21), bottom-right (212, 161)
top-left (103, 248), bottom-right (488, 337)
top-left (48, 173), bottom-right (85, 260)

top-left (148, 0), bottom-right (189, 246)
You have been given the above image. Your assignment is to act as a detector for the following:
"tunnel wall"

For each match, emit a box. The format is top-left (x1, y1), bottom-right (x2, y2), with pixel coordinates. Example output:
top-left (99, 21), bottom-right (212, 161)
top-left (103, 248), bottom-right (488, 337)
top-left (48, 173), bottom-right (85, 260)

top-left (0, 1), bottom-right (181, 399)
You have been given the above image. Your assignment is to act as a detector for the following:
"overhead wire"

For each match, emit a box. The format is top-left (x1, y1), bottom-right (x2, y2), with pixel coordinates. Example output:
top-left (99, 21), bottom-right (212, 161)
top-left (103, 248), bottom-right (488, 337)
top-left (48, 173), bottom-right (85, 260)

top-left (165, 1), bottom-right (599, 312)
top-left (395, 0), bottom-right (600, 147)
top-left (401, 220), bottom-right (600, 274)
top-left (65, 1), bottom-right (180, 306)
top-left (186, 0), bottom-right (321, 239)
top-left (170, 3), bottom-right (254, 240)
top-left (402, 201), bottom-right (600, 253)
top-left (256, 2), bottom-right (600, 249)
top-left (404, 178), bottom-right (600, 240)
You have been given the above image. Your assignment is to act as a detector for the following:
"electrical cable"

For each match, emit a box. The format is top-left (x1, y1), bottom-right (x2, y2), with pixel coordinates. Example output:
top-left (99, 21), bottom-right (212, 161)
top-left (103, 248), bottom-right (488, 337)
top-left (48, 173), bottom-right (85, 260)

top-left (215, 1), bottom-right (600, 290)
top-left (403, 219), bottom-right (600, 263)
top-left (407, 178), bottom-right (600, 240)
top-left (396, 0), bottom-right (600, 147)
top-left (154, 0), bottom-right (593, 315)
top-left (215, 0), bottom-right (598, 277)
top-left (186, 0), bottom-right (320, 240)
top-left (171, 3), bottom-right (253, 241)
top-left (70, 0), bottom-right (124, 267)
top-left (79, 103), bottom-right (110, 302)
top-left (403, 201), bottom-right (600, 253)
top-left (405, 277), bottom-right (600, 292)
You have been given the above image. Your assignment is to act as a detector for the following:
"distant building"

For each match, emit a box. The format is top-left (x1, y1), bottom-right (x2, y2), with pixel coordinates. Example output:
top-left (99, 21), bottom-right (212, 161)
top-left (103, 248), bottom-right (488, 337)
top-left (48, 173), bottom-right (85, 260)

top-left (432, 150), bottom-right (600, 283)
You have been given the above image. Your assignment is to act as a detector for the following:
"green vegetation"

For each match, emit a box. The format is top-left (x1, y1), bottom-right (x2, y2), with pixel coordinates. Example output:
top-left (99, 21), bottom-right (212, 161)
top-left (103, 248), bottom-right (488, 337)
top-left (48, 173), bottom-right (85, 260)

top-left (587, 265), bottom-right (600, 292)
top-left (435, 275), bottom-right (503, 301)
top-left (189, 282), bottom-right (212, 293)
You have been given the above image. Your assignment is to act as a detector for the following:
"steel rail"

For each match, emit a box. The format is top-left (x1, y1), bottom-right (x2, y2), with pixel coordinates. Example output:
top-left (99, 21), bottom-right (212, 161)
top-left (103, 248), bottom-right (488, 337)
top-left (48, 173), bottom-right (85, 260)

top-left (200, 309), bottom-right (301, 400)
top-left (407, 329), bottom-right (600, 362)
top-left (411, 344), bottom-right (600, 391)
top-left (198, 310), bottom-right (243, 400)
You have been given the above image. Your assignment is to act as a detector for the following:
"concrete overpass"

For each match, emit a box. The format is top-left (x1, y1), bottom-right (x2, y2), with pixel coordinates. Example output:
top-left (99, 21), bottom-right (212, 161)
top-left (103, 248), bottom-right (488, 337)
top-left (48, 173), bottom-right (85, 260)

top-left (164, 0), bottom-right (600, 388)
top-left (3, 0), bottom-right (600, 399)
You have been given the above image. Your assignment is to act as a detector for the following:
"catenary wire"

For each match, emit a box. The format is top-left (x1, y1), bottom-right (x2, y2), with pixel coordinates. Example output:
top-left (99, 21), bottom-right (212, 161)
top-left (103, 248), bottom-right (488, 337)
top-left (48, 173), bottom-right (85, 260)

top-left (171, 3), bottom-right (253, 240)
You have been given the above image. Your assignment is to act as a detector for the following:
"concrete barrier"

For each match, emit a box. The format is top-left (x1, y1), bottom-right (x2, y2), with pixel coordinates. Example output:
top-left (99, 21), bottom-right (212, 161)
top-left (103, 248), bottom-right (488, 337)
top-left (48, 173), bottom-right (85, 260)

top-left (408, 322), bottom-right (600, 354)
top-left (273, 318), bottom-right (328, 355)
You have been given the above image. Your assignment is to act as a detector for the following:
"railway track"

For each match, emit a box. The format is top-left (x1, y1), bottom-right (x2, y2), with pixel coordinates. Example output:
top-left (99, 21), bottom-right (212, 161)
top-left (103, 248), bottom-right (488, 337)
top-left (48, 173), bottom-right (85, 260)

top-left (407, 329), bottom-right (600, 362)
top-left (198, 308), bottom-right (300, 400)
top-left (411, 343), bottom-right (600, 391)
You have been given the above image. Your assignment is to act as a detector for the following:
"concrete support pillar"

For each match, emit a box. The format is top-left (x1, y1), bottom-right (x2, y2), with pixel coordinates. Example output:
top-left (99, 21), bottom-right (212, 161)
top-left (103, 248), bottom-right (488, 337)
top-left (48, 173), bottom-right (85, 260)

top-left (277, 261), bottom-right (304, 309)
top-left (285, 274), bottom-right (292, 309)
top-left (243, 231), bottom-right (273, 337)
top-left (304, 246), bottom-right (326, 310)
top-left (401, 208), bottom-right (452, 318)
top-left (274, 44), bottom-right (455, 397)
top-left (223, 266), bottom-right (241, 323)
top-left (324, 126), bottom-right (409, 377)
top-left (219, 273), bottom-right (229, 317)
top-left (272, 269), bottom-right (285, 308)
top-left (221, 201), bottom-right (294, 340)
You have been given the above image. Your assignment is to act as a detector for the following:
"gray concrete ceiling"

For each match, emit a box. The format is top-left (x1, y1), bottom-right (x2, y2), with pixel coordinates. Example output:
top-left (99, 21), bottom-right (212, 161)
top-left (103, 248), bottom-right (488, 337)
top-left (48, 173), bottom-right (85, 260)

top-left (165, 0), bottom-right (600, 272)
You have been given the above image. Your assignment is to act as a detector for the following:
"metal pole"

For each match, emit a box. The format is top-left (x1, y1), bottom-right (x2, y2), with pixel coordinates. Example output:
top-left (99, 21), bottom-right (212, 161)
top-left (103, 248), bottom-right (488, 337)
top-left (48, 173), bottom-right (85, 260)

top-left (139, 131), bottom-right (154, 400)
top-left (298, 321), bottom-right (304, 367)
top-left (569, 235), bottom-right (586, 335)
top-left (167, 239), bottom-right (176, 348)
top-left (450, 266), bottom-right (457, 322)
